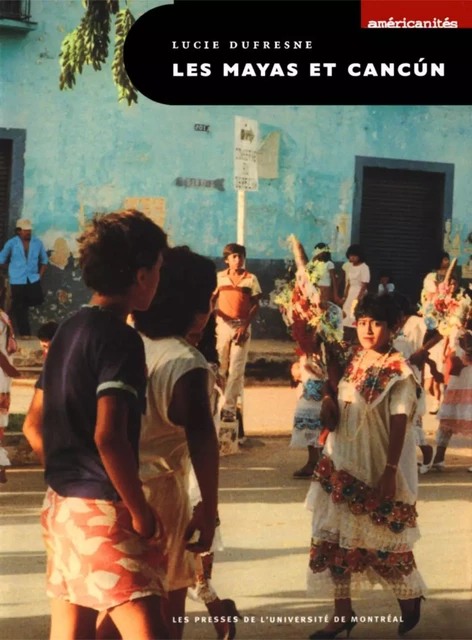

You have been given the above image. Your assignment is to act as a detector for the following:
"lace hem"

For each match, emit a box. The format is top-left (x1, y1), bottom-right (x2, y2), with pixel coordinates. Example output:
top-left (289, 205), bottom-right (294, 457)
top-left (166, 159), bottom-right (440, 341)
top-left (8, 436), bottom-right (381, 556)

top-left (307, 565), bottom-right (427, 600)
top-left (291, 427), bottom-right (323, 449)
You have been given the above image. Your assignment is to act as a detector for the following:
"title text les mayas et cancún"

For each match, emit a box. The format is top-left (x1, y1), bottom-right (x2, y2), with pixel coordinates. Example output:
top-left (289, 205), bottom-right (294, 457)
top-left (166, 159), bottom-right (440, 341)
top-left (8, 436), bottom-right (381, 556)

top-left (172, 60), bottom-right (445, 78)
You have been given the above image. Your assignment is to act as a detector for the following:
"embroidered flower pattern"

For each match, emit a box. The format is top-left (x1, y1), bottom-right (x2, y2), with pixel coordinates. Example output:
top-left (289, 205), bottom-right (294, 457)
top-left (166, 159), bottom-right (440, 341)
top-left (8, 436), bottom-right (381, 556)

top-left (309, 540), bottom-right (417, 579)
top-left (302, 379), bottom-right (324, 402)
top-left (343, 351), bottom-right (407, 405)
top-left (294, 416), bottom-right (322, 431)
top-left (314, 457), bottom-right (418, 534)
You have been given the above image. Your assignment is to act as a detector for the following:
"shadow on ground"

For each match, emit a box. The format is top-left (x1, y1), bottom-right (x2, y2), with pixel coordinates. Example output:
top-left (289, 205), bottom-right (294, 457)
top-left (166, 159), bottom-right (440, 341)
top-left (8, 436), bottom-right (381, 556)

top-left (1, 440), bottom-right (471, 640)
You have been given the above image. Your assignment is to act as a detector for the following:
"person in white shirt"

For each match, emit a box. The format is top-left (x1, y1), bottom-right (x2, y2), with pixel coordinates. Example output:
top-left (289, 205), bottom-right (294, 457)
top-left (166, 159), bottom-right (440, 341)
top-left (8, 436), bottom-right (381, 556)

top-left (341, 244), bottom-right (370, 342)
top-left (133, 246), bottom-right (220, 640)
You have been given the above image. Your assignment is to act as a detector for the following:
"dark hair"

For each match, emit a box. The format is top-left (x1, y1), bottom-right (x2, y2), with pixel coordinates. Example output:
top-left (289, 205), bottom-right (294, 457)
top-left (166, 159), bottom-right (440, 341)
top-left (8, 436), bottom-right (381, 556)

top-left (0, 274), bottom-right (5, 291)
top-left (133, 246), bottom-right (217, 339)
top-left (77, 210), bottom-right (167, 296)
top-left (346, 244), bottom-right (366, 262)
top-left (391, 293), bottom-right (413, 317)
top-left (37, 321), bottom-right (59, 342)
top-left (436, 251), bottom-right (450, 270)
top-left (354, 293), bottom-right (401, 329)
top-left (223, 243), bottom-right (246, 260)
top-left (196, 313), bottom-right (219, 365)
top-left (313, 242), bottom-right (331, 262)
top-left (379, 270), bottom-right (393, 281)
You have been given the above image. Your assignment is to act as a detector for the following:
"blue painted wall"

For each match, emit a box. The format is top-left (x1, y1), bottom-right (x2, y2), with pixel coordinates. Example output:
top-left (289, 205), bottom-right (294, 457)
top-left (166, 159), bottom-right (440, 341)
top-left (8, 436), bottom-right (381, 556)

top-left (1, 1), bottom-right (471, 337)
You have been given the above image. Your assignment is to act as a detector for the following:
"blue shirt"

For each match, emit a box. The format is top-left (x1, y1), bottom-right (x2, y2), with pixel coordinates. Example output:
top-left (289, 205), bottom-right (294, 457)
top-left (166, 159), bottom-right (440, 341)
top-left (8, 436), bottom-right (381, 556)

top-left (36, 306), bottom-right (147, 501)
top-left (0, 235), bottom-right (48, 284)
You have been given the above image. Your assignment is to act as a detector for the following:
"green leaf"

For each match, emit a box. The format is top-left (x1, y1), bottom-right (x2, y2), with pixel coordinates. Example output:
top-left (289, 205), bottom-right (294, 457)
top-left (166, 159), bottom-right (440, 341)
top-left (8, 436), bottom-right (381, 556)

top-left (112, 8), bottom-right (138, 105)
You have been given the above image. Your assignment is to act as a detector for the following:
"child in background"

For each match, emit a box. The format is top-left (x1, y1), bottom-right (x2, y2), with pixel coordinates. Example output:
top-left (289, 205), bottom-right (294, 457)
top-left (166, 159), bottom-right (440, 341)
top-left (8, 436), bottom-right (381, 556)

top-left (378, 271), bottom-right (395, 295)
top-left (23, 211), bottom-right (169, 640)
top-left (341, 244), bottom-right (370, 343)
top-left (311, 243), bottom-right (339, 304)
top-left (0, 274), bottom-right (21, 482)
top-left (213, 243), bottom-right (262, 426)
top-left (37, 321), bottom-right (59, 358)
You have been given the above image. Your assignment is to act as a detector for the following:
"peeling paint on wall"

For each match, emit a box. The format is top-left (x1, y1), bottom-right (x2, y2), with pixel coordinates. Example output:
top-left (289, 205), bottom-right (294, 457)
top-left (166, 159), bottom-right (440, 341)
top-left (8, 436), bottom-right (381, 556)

top-left (49, 237), bottom-right (71, 269)
top-left (124, 197), bottom-right (166, 228)
top-left (2, 0), bottom-right (472, 338)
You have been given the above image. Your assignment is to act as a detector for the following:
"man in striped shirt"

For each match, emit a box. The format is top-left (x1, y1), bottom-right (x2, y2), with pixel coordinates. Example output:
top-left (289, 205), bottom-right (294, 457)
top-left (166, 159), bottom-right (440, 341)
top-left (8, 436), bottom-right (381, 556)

top-left (212, 243), bottom-right (262, 423)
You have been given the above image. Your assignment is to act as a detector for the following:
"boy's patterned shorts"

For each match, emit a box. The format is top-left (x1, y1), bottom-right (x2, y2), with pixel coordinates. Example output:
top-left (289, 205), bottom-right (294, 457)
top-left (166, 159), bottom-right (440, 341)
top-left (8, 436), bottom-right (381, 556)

top-left (41, 488), bottom-right (168, 611)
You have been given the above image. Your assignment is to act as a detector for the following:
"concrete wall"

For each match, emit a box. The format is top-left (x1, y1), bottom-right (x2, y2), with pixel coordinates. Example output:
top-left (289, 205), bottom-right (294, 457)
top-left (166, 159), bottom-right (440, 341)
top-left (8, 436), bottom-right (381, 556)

top-left (1, 1), bottom-right (471, 337)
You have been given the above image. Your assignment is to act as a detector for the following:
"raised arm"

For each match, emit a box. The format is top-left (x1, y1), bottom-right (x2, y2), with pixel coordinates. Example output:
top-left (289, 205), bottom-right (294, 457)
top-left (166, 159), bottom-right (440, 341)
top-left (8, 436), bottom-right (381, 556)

top-left (287, 234), bottom-right (309, 270)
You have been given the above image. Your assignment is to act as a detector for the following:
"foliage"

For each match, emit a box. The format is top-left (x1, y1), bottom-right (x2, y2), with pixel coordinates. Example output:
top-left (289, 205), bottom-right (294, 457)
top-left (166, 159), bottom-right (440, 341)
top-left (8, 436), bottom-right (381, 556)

top-left (5, 414), bottom-right (26, 432)
top-left (419, 281), bottom-right (472, 337)
top-left (274, 262), bottom-right (344, 350)
top-left (59, 0), bottom-right (138, 106)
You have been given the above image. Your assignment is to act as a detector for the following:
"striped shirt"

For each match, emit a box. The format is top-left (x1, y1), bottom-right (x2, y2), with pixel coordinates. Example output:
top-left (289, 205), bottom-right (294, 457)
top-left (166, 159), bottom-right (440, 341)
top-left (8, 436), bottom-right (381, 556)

top-left (215, 269), bottom-right (262, 321)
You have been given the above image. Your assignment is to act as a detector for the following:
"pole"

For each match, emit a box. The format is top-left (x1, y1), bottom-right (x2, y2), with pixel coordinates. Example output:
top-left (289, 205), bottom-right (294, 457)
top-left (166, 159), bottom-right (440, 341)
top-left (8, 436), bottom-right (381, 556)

top-left (237, 189), bottom-right (246, 245)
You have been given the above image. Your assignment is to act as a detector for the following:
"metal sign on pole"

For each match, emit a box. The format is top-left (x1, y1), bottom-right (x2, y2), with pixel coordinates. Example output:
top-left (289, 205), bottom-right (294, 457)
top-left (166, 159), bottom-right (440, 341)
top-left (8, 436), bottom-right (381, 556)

top-left (234, 116), bottom-right (259, 245)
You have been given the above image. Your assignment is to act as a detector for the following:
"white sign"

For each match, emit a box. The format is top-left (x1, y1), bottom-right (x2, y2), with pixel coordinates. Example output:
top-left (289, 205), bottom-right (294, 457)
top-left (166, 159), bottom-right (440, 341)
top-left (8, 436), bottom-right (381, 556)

top-left (234, 116), bottom-right (259, 191)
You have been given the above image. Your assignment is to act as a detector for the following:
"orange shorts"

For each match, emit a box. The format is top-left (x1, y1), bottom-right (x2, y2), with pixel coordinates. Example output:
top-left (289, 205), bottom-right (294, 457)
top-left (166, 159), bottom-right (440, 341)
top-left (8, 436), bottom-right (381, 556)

top-left (41, 488), bottom-right (168, 611)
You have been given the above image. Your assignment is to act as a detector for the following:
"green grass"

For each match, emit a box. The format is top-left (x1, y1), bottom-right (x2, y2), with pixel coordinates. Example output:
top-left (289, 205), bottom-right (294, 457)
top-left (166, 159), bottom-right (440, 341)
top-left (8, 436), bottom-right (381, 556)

top-left (5, 414), bottom-right (26, 432)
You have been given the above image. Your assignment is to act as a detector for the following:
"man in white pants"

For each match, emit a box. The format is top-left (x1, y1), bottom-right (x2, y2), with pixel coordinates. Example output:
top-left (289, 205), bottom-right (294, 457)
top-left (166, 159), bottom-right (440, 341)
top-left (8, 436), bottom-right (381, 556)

top-left (212, 243), bottom-right (262, 424)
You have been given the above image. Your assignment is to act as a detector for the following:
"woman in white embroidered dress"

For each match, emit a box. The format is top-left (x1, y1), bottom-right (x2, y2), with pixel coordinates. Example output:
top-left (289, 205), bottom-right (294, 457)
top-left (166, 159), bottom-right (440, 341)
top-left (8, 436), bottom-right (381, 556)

top-left (306, 294), bottom-right (427, 639)
top-left (392, 293), bottom-right (443, 473)
top-left (420, 252), bottom-right (451, 413)
top-left (284, 236), bottom-right (344, 478)
top-left (433, 304), bottom-right (472, 470)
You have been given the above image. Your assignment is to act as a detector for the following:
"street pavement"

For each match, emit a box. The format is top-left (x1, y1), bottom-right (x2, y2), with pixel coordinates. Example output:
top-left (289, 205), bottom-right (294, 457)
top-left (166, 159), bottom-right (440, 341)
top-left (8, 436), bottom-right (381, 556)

top-left (1, 386), bottom-right (471, 640)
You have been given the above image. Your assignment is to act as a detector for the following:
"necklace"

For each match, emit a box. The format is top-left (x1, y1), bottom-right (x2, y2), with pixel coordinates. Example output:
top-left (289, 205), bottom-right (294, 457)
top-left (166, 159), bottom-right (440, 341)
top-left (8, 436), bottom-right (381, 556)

top-left (343, 347), bottom-right (393, 441)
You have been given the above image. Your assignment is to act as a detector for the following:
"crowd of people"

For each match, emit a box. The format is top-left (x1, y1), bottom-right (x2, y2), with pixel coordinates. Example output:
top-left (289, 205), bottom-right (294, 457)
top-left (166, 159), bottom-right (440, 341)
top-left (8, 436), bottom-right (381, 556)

top-left (0, 209), bottom-right (470, 640)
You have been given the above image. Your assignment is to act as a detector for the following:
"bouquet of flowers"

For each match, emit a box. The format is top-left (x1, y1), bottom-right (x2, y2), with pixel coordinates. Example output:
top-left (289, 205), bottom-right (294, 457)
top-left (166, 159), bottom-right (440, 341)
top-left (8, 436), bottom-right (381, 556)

top-left (274, 260), bottom-right (343, 348)
top-left (419, 260), bottom-right (472, 337)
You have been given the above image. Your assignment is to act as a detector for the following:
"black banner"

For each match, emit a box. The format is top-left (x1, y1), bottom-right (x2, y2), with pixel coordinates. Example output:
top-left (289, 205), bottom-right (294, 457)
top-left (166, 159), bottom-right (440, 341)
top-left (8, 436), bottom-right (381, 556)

top-left (123, 1), bottom-right (472, 105)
